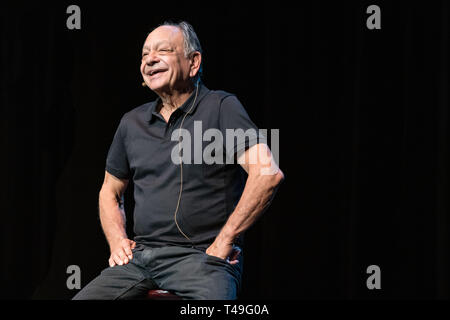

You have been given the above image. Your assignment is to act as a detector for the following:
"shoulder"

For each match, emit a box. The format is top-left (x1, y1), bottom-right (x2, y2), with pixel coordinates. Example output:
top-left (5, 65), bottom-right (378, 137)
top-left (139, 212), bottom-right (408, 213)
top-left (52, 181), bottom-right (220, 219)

top-left (202, 89), bottom-right (239, 112)
top-left (121, 101), bottom-right (153, 123)
top-left (113, 101), bottom-right (154, 137)
top-left (207, 89), bottom-right (236, 101)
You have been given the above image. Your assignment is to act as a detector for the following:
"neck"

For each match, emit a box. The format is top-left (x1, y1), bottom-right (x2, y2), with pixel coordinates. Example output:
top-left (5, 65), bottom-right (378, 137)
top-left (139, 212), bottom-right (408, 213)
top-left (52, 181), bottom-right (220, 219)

top-left (158, 83), bottom-right (196, 112)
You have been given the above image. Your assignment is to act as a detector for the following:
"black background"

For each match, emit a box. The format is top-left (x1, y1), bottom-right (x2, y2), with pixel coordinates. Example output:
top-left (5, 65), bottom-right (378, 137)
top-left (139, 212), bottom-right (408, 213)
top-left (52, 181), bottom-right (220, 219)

top-left (1, 0), bottom-right (449, 300)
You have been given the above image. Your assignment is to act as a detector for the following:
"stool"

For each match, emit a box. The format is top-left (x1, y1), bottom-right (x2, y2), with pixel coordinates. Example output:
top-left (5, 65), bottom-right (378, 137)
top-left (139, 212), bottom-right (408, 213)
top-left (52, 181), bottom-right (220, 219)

top-left (146, 289), bottom-right (181, 300)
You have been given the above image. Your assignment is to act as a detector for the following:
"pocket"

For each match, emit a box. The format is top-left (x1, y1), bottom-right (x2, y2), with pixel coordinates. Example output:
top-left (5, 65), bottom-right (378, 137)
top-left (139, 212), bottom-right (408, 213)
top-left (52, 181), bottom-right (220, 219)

top-left (205, 253), bottom-right (228, 264)
top-left (203, 252), bottom-right (243, 279)
top-left (131, 243), bottom-right (145, 252)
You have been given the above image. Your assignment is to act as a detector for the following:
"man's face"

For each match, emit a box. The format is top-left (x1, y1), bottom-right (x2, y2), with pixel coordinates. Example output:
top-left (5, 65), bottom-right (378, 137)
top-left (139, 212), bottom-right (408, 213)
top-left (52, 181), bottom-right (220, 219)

top-left (140, 26), bottom-right (194, 93)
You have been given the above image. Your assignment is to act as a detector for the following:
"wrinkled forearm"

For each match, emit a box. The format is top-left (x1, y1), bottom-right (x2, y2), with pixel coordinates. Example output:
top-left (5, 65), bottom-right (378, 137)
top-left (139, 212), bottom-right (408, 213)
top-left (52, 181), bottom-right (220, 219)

top-left (98, 190), bottom-right (128, 248)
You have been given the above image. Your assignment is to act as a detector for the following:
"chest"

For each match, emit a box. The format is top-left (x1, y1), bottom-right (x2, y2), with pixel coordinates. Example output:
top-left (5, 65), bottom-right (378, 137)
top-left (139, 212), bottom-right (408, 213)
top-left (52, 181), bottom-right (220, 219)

top-left (124, 112), bottom-right (224, 180)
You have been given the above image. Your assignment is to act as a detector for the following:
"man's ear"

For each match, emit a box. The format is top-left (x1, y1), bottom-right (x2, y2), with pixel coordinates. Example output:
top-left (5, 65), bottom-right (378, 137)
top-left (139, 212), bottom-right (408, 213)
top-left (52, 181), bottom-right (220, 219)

top-left (189, 51), bottom-right (202, 78)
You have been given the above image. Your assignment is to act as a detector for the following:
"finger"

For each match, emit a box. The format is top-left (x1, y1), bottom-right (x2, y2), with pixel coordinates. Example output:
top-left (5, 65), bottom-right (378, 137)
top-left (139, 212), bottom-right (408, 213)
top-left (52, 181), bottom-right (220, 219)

top-left (109, 257), bottom-right (116, 267)
top-left (230, 248), bottom-right (241, 261)
top-left (113, 253), bottom-right (124, 266)
top-left (229, 259), bottom-right (239, 265)
top-left (118, 249), bottom-right (129, 264)
top-left (112, 254), bottom-right (121, 266)
top-left (130, 241), bottom-right (136, 249)
top-left (123, 243), bottom-right (133, 260)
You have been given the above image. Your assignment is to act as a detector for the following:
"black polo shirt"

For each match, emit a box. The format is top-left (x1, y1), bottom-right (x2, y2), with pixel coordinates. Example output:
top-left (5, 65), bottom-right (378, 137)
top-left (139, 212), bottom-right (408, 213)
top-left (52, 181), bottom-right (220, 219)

top-left (105, 84), bottom-right (266, 251)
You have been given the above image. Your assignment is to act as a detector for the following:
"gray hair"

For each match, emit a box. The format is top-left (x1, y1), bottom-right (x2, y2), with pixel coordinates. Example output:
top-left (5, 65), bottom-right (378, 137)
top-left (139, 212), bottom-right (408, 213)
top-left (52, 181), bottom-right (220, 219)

top-left (155, 20), bottom-right (203, 82)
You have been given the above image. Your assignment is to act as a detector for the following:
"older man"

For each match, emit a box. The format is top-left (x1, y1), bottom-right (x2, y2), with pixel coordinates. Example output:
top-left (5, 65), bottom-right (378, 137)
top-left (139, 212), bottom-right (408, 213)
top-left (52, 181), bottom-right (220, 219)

top-left (73, 21), bottom-right (284, 300)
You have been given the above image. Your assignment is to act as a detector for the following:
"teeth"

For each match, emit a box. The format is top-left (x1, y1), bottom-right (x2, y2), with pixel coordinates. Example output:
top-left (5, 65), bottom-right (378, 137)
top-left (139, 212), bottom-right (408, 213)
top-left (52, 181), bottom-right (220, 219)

top-left (149, 70), bottom-right (164, 76)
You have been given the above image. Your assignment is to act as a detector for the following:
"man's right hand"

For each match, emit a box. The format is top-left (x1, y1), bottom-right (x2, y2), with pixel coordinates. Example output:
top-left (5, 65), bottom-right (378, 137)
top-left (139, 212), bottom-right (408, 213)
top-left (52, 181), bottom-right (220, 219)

top-left (109, 238), bottom-right (136, 267)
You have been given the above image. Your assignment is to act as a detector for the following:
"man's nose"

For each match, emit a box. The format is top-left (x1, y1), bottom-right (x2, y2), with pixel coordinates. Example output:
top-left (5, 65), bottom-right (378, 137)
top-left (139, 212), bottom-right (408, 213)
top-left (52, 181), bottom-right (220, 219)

top-left (144, 51), bottom-right (159, 65)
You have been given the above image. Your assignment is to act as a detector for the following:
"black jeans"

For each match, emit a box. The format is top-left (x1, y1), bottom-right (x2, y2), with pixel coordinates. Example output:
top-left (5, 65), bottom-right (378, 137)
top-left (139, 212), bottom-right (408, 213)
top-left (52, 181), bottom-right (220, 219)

top-left (72, 244), bottom-right (243, 300)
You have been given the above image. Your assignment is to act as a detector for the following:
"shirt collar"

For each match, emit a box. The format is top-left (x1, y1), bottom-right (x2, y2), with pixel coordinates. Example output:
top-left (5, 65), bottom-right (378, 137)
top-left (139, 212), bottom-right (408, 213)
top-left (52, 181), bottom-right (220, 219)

top-left (146, 83), bottom-right (209, 123)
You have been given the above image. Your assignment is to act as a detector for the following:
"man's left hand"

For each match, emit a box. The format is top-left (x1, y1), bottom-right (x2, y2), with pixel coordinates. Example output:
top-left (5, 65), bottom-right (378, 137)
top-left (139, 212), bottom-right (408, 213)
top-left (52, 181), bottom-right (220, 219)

top-left (206, 241), bottom-right (241, 265)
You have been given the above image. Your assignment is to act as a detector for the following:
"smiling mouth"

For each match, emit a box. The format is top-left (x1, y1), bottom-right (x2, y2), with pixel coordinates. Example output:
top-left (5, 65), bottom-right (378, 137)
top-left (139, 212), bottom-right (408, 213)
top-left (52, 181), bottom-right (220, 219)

top-left (148, 69), bottom-right (167, 77)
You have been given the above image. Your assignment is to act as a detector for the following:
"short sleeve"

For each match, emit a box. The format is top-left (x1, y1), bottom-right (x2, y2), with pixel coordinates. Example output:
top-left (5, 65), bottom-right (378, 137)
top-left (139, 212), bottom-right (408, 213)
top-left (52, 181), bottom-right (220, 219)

top-left (219, 95), bottom-right (267, 161)
top-left (105, 118), bottom-right (131, 180)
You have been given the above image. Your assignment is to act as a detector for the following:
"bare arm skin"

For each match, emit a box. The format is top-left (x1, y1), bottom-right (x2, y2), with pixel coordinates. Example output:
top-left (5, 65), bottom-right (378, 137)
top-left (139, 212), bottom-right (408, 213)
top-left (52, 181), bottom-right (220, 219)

top-left (206, 143), bottom-right (285, 264)
top-left (99, 171), bottom-right (135, 267)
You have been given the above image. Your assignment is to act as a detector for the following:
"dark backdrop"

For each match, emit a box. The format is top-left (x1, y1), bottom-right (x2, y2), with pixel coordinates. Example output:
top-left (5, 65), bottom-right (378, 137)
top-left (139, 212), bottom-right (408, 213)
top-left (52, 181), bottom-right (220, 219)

top-left (1, 0), bottom-right (449, 299)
